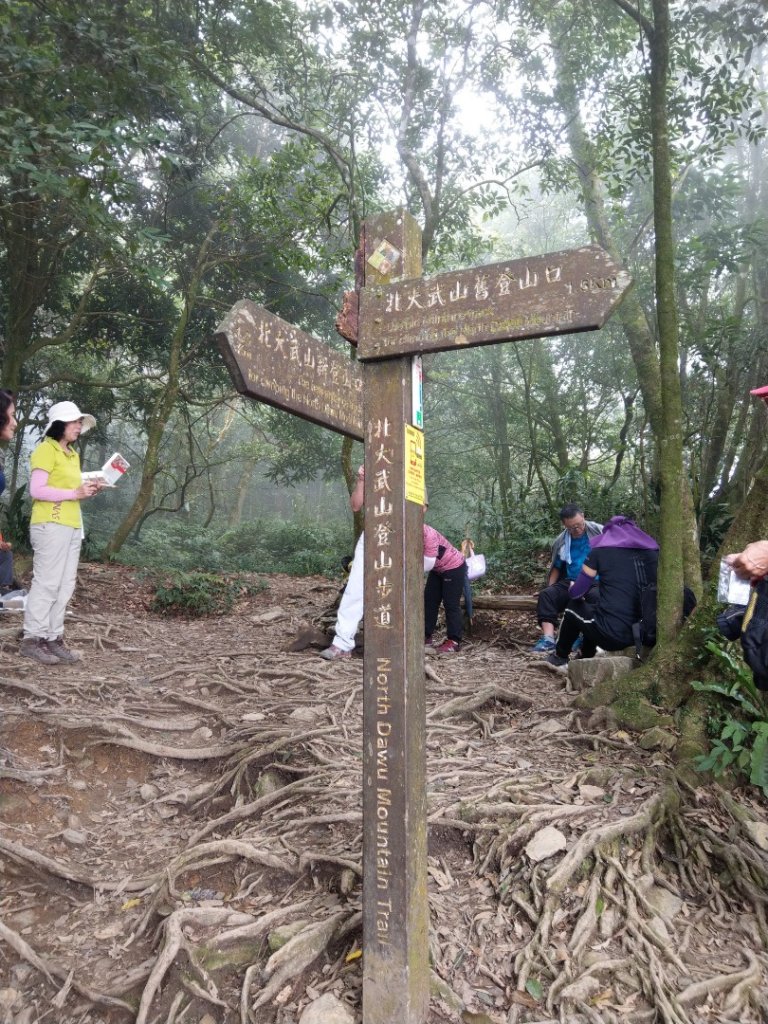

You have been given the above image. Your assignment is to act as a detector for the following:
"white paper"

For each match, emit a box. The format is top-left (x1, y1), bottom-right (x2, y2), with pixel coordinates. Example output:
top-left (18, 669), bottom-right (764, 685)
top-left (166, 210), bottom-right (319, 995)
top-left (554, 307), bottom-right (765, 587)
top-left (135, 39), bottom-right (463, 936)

top-left (717, 559), bottom-right (751, 605)
top-left (84, 452), bottom-right (130, 486)
top-left (101, 452), bottom-right (130, 485)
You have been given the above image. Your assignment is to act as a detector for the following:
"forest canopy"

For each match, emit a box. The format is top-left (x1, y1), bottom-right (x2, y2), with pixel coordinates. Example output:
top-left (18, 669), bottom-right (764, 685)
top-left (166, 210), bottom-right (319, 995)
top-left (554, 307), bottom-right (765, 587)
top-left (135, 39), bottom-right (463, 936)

top-left (0, 0), bottom-right (766, 590)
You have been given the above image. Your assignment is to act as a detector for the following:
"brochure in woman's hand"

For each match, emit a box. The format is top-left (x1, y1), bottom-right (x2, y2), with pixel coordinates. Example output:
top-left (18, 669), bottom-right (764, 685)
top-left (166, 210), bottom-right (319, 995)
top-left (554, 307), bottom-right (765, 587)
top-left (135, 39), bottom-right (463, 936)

top-left (82, 452), bottom-right (130, 488)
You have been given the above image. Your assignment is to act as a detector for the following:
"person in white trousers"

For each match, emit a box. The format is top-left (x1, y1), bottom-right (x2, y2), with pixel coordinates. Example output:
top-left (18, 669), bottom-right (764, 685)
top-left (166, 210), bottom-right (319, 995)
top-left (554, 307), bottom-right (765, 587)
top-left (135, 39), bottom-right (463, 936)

top-left (319, 465), bottom-right (365, 661)
top-left (20, 401), bottom-right (103, 665)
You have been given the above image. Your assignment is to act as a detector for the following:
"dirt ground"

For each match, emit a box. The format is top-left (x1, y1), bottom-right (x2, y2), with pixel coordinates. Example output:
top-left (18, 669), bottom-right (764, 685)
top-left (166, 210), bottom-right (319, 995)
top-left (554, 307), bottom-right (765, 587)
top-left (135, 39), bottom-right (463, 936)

top-left (1, 564), bottom-right (767, 1024)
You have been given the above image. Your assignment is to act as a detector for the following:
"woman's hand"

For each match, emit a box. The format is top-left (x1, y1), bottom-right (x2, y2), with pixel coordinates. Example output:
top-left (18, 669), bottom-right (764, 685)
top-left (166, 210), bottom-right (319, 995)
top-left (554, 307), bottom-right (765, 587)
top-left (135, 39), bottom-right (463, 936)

top-left (75, 479), bottom-right (104, 500)
top-left (727, 541), bottom-right (768, 582)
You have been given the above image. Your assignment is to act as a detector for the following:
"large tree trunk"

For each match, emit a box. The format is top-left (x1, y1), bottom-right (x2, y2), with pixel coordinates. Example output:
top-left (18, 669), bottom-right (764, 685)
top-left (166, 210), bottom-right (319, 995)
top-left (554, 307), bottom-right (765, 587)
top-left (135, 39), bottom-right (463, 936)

top-left (648, 0), bottom-right (686, 643)
top-left (550, 8), bottom-right (702, 601)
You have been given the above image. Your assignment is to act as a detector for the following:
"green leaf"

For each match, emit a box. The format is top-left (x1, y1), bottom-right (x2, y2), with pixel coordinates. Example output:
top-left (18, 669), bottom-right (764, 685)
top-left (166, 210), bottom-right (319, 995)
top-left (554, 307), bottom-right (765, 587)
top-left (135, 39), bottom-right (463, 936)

top-left (525, 978), bottom-right (543, 1001)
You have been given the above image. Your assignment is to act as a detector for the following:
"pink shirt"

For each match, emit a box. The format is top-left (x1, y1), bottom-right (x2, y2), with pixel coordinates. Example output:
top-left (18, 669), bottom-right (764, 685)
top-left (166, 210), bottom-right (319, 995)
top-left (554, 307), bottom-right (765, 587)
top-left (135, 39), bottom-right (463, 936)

top-left (423, 525), bottom-right (465, 573)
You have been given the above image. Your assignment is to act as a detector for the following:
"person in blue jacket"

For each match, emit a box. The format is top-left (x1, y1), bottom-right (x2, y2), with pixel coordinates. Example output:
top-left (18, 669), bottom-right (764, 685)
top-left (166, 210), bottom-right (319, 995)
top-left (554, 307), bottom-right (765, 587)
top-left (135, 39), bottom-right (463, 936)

top-left (531, 503), bottom-right (602, 654)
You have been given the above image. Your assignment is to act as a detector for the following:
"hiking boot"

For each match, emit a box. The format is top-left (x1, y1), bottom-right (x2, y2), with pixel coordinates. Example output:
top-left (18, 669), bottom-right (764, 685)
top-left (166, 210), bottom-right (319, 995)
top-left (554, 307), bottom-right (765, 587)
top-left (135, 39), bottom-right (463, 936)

top-left (531, 636), bottom-right (556, 653)
top-left (436, 639), bottom-right (459, 654)
top-left (46, 638), bottom-right (82, 664)
top-left (545, 652), bottom-right (569, 668)
top-left (19, 638), bottom-right (59, 666)
top-left (318, 644), bottom-right (352, 661)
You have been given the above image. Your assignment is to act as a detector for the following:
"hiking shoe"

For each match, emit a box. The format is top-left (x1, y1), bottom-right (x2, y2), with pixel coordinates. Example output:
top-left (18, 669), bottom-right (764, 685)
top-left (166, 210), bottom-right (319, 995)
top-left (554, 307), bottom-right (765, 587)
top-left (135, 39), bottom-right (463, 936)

top-left (19, 638), bottom-right (59, 666)
top-left (425, 635), bottom-right (438, 650)
top-left (318, 644), bottom-right (352, 661)
top-left (46, 638), bottom-right (82, 664)
top-left (545, 652), bottom-right (569, 668)
top-left (436, 639), bottom-right (459, 654)
top-left (571, 635), bottom-right (583, 652)
top-left (531, 636), bottom-right (556, 653)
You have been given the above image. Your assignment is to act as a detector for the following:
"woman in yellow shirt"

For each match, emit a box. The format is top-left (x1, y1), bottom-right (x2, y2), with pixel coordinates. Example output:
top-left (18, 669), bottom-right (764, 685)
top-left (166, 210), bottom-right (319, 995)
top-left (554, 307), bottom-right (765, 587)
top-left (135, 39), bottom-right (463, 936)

top-left (20, 402), bottom-right (103, 665)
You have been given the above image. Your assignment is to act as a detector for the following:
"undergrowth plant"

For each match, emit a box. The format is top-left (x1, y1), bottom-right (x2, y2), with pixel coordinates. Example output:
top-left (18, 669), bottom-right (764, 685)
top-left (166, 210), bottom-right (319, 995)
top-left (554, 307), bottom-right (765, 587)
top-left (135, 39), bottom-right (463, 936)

top-left (692, 640), bottom-right (768, 795)
top-left (150, 571), bottom-right (267, 617)
top-left (1, 484), bottom-right (31, 553)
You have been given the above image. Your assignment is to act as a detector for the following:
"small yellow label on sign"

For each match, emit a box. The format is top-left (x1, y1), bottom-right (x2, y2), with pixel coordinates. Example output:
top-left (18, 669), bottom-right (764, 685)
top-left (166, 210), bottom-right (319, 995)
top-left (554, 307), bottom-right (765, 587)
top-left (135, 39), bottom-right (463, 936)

top-left (405, 424), bottom-right (425, 505)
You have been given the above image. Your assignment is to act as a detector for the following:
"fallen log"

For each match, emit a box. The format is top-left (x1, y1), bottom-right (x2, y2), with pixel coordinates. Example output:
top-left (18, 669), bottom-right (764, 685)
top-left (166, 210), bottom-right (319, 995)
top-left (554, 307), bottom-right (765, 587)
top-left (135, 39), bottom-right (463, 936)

top-left (471, 593), bottom-right (538, 611)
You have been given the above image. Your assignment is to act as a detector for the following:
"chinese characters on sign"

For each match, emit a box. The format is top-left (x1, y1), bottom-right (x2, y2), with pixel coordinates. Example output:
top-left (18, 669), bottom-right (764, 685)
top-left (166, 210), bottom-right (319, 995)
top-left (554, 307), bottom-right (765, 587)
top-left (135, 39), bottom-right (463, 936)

top-left (368, 412), bottom-right (396, 944)
top-left (357, 245), bottom-right (632, 360)
top-left (215, 300), bottom-right (364, 441)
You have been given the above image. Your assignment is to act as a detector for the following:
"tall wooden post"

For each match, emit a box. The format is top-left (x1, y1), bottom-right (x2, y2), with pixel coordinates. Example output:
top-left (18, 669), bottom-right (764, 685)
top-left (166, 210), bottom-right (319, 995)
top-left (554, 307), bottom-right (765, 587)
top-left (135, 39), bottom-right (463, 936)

top-left (361, 210), bottom-right (429, 1023)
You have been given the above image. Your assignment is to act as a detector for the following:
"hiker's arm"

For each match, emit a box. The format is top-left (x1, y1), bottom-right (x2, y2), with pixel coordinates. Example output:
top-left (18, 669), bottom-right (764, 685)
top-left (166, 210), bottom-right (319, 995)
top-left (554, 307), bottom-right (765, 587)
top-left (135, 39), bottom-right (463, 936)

top-left (728, 541), bottom-right (768, 582)
top-left (569, 564), bottom-right (597, 600)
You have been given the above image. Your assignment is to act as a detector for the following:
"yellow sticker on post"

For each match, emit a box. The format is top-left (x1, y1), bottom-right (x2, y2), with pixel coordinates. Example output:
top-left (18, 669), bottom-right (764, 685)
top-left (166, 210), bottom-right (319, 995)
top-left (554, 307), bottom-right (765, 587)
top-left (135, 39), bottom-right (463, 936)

top-left (405, 424), bottom-right (425, 505)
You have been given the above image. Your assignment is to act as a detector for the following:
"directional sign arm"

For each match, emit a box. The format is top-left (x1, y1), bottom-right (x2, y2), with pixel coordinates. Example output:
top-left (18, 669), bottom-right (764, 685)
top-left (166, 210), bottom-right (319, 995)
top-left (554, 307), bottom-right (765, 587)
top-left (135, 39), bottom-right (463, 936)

top-left (357, 245), bottom-right (633, 361)
top-left (216, 299), bottom-right (364, 441)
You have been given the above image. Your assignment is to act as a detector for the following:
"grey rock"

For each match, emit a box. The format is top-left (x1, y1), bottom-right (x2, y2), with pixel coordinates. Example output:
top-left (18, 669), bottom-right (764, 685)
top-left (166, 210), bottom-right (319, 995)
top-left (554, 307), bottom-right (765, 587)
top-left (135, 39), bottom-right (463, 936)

top-left (61, 828), bottom-right (87, 846)
top-left (298, 993), bottom-right (354, 1024)
top-left (568, 655), bottom-right (636, 692)
top-left (638, 727), bottom-right (677, 751)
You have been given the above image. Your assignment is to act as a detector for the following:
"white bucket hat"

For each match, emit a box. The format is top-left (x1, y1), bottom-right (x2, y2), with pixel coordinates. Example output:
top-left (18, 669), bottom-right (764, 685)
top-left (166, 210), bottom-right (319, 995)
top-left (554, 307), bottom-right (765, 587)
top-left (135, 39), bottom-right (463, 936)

top-left (46, 401), bottom-right (96, 434)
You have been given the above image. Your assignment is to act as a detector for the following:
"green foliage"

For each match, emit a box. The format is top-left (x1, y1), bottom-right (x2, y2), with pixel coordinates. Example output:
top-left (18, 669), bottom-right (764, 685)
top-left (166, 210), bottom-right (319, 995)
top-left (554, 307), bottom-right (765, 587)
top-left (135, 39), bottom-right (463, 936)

top-left (0, 484), bottom-right (31, 554)
top-left (115, 521), bottom-right (225, 572)
top-left (692, 640), bottom-right (768, 796)
top-left (116, 515), bottom-right (352, 577)
top-left (218, 518), bottom-right (352, 575)
top-left (149, 571), bottom-right (267, 617)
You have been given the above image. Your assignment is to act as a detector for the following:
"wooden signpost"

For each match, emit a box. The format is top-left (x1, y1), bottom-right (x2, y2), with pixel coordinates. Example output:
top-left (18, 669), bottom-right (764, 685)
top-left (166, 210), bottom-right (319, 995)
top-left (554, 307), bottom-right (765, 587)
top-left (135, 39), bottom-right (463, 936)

top-left (216, 299), bottom-right (363, 441)
top-left (216, 210), bottom-right (632, 1024)
top-left (357, 213), bottom-right (429, 1023)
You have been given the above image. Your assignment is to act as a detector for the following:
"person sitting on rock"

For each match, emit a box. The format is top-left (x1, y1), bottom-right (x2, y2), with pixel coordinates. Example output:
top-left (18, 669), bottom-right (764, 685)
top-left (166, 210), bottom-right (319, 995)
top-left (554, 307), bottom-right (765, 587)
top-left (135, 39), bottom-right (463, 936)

top-left (531, 503), bottom-right (603, 654)
top-left (546, 516), bottom-right (659, 667)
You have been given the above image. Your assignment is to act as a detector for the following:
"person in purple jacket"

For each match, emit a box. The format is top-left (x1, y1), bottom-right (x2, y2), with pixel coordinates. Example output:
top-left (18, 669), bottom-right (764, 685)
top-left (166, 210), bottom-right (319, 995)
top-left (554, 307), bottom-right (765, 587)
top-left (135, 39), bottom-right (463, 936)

top-left (546, 516), bottom-right (659, 667)
top-left (424, 523), bottom-right (467, 654)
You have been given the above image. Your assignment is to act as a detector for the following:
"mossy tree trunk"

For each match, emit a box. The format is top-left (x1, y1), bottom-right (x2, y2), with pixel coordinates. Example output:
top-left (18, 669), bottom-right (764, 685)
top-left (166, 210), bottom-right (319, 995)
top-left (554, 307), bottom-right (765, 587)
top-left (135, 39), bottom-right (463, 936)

top-left (646, 0), bottom-right (686, 644)
top-left (550, 8), bottom-right (702, 601)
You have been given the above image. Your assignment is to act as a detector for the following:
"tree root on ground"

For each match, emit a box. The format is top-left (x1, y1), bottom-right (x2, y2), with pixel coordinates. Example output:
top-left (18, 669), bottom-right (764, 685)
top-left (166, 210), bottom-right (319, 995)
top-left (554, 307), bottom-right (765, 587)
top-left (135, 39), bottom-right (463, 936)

top-left (427, 684), bottom-right (534, 720)
top-left (4, 586), bottom-right (768, 1024)
top-left (453, 774), bottom-right (768, 1024)
top-left (0, 918), bottom-right (136, 1011)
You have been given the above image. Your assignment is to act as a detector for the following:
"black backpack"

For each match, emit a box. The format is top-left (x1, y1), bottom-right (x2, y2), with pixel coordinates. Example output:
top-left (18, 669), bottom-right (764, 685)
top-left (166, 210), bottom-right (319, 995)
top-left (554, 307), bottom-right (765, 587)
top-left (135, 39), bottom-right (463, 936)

top-left (740, 580), bottom-right (768, 690)
top-left (632, 557), bottom-right (697, 656)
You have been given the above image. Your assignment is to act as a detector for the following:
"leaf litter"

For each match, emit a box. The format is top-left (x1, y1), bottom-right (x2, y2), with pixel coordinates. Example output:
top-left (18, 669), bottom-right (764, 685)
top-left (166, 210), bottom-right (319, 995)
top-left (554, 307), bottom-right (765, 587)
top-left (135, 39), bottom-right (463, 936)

top-left (0, 563), bottom-right (766, 1023)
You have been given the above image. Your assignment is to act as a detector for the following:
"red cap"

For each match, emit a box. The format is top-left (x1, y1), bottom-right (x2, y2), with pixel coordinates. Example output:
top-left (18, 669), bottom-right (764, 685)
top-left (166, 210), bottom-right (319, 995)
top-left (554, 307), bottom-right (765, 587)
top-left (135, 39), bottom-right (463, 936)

top-left (750, 384), bottom-right (768, 398)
